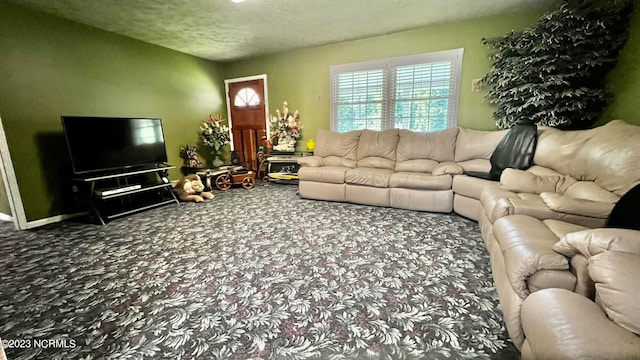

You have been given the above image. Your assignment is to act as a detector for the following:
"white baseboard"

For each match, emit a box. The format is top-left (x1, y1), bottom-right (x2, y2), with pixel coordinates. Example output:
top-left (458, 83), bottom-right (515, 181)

top-left (0, 212), bottom-right (12, 222)
top-left (24, 212), bottom-right (87, 229)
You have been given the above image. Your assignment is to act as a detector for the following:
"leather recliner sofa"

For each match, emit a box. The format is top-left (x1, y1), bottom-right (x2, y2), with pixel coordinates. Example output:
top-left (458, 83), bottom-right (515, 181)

top-left (477, 120), bottom-right (640, 350)
top-left (520, 228), bottom-right (640, 359)
top-left (297, 126), bottom-right (508, 218)
top-left (297, 120), bottom-right (640, 356)
top-left (480, 120), bottom-right (640, 228)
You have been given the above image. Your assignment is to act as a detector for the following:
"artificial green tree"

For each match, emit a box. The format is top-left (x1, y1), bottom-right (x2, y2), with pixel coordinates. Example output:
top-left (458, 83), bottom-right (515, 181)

top-left (482, 0), bottom-right (633, 129)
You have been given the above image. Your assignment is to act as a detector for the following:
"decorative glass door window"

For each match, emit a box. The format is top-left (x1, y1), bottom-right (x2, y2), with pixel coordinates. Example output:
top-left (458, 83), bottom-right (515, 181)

top-left (233, 87), bottom-right (261, 107)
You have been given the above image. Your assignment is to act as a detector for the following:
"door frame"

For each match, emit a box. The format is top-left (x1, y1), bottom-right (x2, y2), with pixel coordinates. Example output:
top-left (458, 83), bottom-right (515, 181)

top-left (0, 115), bottom-right (28, 230)
top-left (224, 74), bottom-right (270, 151)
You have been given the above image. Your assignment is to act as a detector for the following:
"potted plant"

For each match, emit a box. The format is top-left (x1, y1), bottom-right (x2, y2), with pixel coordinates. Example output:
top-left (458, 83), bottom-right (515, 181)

top-left (200, 114), bottom-right (231, 167)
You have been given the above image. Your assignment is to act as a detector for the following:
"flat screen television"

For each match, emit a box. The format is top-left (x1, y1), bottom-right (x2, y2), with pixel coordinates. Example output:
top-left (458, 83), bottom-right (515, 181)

top-left (61, 116), bottom-right (168, 175)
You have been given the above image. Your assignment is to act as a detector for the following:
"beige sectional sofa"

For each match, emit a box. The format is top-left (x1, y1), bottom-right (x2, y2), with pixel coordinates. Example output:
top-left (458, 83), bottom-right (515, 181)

top-left (480, 120), bottom-right (639, 229)
top-left (298, 127), bottom-right (507, 217)
top-left (297, 120), bottom-right (640, 357)
top-left (521, 228), bottom-right (640, 359)
top-left (477, 120), bottom-right (640, 349)
top-left (0, 337), bottom-right (5, 360)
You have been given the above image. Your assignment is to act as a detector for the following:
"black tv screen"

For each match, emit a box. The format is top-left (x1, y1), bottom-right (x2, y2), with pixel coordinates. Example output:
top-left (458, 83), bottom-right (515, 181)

top-left (62, 116), bottom-right (168, 174)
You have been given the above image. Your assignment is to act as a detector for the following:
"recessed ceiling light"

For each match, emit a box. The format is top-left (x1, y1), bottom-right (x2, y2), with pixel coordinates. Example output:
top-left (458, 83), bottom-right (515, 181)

top-left (231, 0), bottom-right (246, 3)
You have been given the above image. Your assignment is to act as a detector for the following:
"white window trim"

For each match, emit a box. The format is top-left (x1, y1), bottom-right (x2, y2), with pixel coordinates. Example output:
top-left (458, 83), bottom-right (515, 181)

top-left (329, 48), bottom-right (464, 132)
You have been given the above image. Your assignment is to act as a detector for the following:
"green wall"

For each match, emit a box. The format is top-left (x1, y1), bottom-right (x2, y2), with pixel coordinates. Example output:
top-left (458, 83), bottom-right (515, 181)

top-left (222, 9), bottom-right (546, 146)
top-left (599, 3), bottom-right (640, 126)
top-left (0, 2), bottom-right (226, 221)
top-left (1, 1), bottom-right (638, 223)
top-left (224, 5), bottom-right (640, 144)
top-left (0, 169), bottom-right (10, 215)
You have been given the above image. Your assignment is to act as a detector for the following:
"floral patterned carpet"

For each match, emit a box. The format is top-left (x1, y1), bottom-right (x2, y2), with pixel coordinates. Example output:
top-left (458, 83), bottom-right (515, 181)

top-left (0, 184), bottom-right (518, 359)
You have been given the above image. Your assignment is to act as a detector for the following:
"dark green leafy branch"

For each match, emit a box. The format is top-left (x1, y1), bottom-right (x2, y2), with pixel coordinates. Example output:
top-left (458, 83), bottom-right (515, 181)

top-left (482, 0), bottom-right (633, 129)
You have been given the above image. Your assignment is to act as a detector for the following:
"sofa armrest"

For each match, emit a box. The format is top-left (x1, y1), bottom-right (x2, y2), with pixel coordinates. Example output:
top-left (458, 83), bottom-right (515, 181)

top-left (0, 337), bottom-right (6, 360)
top-left (521, 288), bottom-right (640, 360)
top-left (499, 169), bottom-right (576, 194)
top-left (540, 192), bottom-right (614, 218)
top-left (432, 162), bottom-right (464, 176)
top-left (553, 228), bottom-right (640, 258)
top-left (480, 185), bottom-right (519, 222)
top-left (481, 186), bottom-right (555, 223)
top-left (297, 156), bottom-right (324, 167)
top-left (492, 215), bottom-right (570, 298)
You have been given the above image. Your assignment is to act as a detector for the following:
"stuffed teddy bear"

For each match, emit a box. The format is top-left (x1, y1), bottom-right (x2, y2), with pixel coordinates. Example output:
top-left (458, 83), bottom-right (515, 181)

top-left (173, 174), bottom-right (214, 202)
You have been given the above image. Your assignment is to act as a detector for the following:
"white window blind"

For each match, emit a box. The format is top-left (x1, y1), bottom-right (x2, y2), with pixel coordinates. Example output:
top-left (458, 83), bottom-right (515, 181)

top-left (330, 49), bottom-right (463, 133)
top-left (334, 69), bottom-right (387, 132)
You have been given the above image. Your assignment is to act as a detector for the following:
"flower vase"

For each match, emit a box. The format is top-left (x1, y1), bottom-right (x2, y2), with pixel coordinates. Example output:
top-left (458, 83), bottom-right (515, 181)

top-left (273, 135), bottom-right (296, 152)
top-left (212, 151), bottom-right (224, 168)
top-left (285, 136), bottom-right (296, 151)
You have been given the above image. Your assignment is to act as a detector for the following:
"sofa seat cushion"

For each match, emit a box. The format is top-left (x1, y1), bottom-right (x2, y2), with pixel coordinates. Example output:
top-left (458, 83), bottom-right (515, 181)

top-left (542, 219), bottom-right (587, 239)
top-left (481, 185), bottom-right (551, 222)
top-left (345, 168), bottom-right (394, 188)
top-left (492, 215), bottom-right (571, 298)
top-left (457, 159), bottom-right (491, 173)
top-left (389, 172), bottom-right (452, 190)
top-left (298, 166), bottom-right (349, 184)
top-left (452, 174), bottom-right (496, 199)
top-left (395, 159), bottom-right (439, 173)
top-left (480, 184), bottom-right (609, 228)
top-left (322, 156), bottom-right (358, 168)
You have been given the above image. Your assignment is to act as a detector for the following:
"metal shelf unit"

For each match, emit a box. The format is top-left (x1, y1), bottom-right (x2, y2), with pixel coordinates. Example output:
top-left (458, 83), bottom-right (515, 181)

top-left (72, 165), bottom-right (178, 225)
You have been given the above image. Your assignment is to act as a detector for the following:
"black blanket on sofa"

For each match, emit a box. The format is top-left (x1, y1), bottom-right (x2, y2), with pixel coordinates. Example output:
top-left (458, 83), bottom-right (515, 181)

top-left (466, 123), bottom-right (538, 181)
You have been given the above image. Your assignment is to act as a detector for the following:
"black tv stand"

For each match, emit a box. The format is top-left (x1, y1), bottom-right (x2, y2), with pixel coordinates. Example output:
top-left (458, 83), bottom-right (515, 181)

top-left (72, 165), bottom-right (178, 225)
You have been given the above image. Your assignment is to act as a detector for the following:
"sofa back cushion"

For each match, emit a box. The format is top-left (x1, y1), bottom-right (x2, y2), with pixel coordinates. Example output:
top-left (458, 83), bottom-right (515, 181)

top-left (553, 228), bottom-right (640, 258)
top-left (589, 250), bottom-right (640, 335)
top-left (314, 128), bottom-right (361, 167)
top-left (454, 127), bottom-right (508, 162)
top-left (563, 181), bottom-right (620, 203)
top-left (357, 129), bottom-right (399, 169)
top-left (395, 128), bottom-right (457, 172)
top-left (535, 120), bottom-right (640, 196)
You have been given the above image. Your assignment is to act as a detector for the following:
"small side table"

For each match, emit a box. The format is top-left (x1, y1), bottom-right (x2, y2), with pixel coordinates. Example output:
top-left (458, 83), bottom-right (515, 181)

top-left (257, 150), bottom-right (313, 180)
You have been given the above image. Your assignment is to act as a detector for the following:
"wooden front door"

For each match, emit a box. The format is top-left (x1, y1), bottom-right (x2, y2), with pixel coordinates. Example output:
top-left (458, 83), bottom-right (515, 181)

top-left (227, 78), bottom-right (267, 172)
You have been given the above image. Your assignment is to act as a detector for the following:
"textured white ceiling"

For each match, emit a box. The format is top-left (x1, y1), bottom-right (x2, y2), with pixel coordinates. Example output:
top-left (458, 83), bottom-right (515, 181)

top-left (8, 0), bottom-right (556, 61)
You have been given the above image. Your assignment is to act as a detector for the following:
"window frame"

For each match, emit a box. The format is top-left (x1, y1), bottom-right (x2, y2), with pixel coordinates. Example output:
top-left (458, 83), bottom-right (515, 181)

top-left (329, 48), bottom-right (464, 133)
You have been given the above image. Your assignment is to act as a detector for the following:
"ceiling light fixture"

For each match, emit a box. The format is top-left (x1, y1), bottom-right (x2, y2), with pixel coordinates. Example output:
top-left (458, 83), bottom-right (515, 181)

top-left (231, 0), bottom-right (246, 3)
